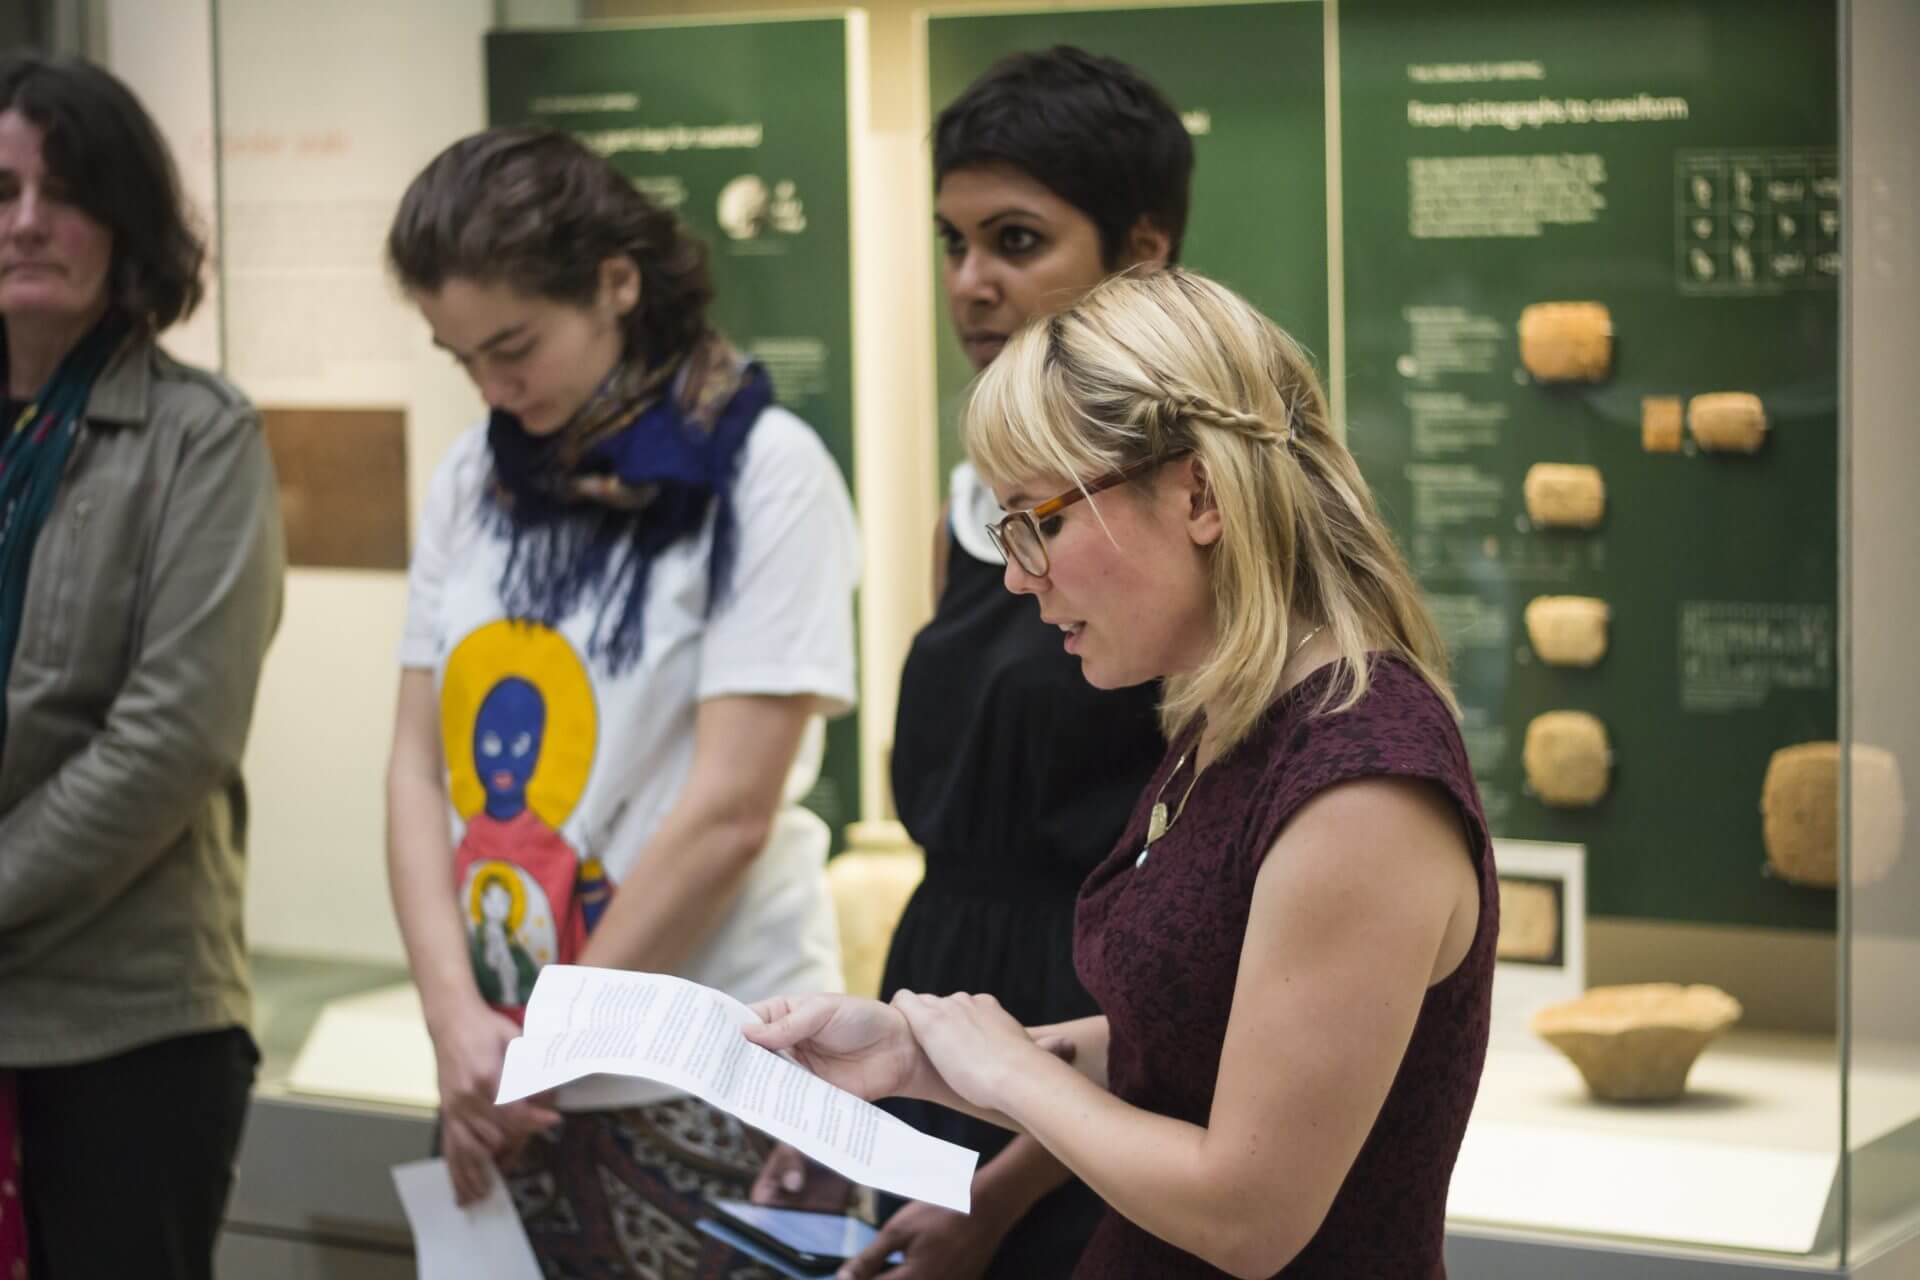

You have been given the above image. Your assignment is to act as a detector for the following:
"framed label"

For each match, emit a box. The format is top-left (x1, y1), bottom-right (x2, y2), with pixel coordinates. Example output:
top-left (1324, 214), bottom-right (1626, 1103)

top-left (1490, 838), bottom-right (1586, 1047)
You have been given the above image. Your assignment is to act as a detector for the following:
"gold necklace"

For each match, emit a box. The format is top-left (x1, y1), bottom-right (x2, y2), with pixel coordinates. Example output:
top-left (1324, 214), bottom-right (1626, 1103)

top-left (1136, 624), bottom-right (1325, 868)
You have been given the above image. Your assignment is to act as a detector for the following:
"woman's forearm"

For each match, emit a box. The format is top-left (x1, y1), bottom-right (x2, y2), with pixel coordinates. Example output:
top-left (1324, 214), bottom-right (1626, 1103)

top-left (573, 800), bottom-right (768, 974)
top-left (387, 764), bottom-right (480, 1027)
top-left (576, 694), bottom-right (815, 976)
top-left (901, 1015), bottom-right (1111, 1129)
top-left (970, 1134), bottom-right (1076, 1233)
top-left (386, 674), bottom-right (481, 1029)
top-left (1029, 1014), bottom-right (1111, 1090)
top-left (997, 1056), bottom-right (1305, 1279)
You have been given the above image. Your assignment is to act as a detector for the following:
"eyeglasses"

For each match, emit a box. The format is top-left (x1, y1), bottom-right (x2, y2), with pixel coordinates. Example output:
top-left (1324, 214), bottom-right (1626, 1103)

top-left (984, 453), bottom-right (1185, 578)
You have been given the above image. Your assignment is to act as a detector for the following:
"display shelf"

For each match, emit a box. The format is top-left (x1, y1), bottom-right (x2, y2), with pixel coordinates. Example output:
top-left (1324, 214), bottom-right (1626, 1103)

top-left (1451, 1035), bottom-right (1920, 1256)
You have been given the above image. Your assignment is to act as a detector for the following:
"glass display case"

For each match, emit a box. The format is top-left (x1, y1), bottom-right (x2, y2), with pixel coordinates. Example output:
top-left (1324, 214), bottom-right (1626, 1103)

top-left (68, 0), bottom-right (1920, 1273)
top-left (914, 2), bottom-right (1919, 1275)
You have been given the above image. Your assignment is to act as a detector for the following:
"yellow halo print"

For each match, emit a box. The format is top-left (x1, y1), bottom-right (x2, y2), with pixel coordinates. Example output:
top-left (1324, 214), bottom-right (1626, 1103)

top-left (441, 619), bottom-right (598, 827)
top-left (459, 860), bottom-right (559, 969)
top-left (467, 863), bottom-right (527, 935)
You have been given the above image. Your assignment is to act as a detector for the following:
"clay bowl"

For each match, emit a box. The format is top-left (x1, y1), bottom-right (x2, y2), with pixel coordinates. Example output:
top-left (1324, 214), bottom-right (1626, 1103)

top-left (1531, 984), bottom-right (1743, 1102)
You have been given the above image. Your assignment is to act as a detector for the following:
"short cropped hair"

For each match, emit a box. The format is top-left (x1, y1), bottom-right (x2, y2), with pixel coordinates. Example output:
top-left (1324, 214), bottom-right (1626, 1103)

top-left (387, 127), bottom-right (713, 368)
top-left (934, 46), bottom-right (1194, 266)
top-left (0, 54), bottom-right (205, 332)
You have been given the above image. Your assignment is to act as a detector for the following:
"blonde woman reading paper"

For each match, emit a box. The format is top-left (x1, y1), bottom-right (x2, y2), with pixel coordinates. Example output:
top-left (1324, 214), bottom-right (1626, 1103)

top-left (750, 47), bottom-right (1189, 1280)
top-left (747, 270), bottom-right (1497, 1280)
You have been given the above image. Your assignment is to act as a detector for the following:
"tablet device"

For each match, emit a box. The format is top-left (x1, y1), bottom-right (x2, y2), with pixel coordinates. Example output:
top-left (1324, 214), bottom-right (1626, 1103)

top-left (704, 1199), bottom-right (893, 1271)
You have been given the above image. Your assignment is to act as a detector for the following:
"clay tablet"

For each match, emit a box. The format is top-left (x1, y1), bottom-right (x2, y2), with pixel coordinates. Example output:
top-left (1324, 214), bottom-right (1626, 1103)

top-left (1524, 710), bottom-right (1611, 806)
top-left (1524, 463), bottom-right (1606, 529)
top-left (1762, 741), bottom-right (1908, 888)
top-left (1496, 879), bottom-right (1561, 962)
top-left (1525, 596), bottom-right (1610, 667)
top-left (1688, 392), bottom-right (1767, 453)
top-left (1641, 396), bottom-right (1684, 452)
top-left (1518, 302), bottom-right (1613, 382)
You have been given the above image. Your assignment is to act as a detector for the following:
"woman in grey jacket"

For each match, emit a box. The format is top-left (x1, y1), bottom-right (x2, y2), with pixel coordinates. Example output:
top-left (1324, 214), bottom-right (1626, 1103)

top-left (0, 54), bottom-right (283, 1280)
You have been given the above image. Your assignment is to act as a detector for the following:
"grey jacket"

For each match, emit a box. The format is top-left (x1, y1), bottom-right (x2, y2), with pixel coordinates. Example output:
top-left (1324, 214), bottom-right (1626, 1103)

top-left (0, 336), bottom-right (284, 1067)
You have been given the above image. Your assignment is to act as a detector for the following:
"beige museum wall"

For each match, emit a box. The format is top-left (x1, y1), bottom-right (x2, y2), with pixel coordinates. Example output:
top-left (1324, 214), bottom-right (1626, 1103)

top-left (102, 0), bottom-right (499, 964)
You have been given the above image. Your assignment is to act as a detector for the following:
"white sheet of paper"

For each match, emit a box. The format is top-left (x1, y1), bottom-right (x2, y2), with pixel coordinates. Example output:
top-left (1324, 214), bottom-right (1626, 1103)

top-left (495, 965), bottom-right (979, 1213)
top-left (391, 1159), bottom-right (542, 1280)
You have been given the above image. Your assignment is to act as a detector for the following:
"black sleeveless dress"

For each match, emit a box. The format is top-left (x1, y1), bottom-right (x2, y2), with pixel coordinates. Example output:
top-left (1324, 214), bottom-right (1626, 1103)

top-left (882, 525), bottom-right (1164, 1276)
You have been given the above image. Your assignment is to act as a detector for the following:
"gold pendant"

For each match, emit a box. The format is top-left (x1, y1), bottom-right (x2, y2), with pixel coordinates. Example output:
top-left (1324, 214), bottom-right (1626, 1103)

top-left (1147, 802), bottom-right (1169, 846)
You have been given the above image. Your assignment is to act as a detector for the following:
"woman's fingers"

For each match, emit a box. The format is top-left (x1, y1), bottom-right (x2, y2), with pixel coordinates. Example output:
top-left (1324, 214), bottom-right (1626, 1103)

top-left (742, 995), bottom-right (836, 1052)
top-left (747, 995), bottom-right (795, 1025)
top-left (750, 1142), bottom-right (809, 1205)
top-left (1033, 1034), bottom-right (1077, 1062)
top-left (442, 1120), bottom-right (496, 1207)
top-left (457, 1108), bottom-right (506, 1152)
top-left (891, 991), bottom-right (941, 1032)
top-left (836, 1216), bottom-right (908, 1280)
top-left (496, 1100), bottom-right (559, 1166)
top-left (516, 1092), bottom-right (563, 1132)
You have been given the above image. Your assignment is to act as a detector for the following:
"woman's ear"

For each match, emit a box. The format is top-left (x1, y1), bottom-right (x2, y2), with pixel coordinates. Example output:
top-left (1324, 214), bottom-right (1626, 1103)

top-left (599, 255), bottom-right (642, 317)
top-left (1118, 216), bottom-right (1173, 270)
top-left (1181, 456), bottom-right (1224, 547)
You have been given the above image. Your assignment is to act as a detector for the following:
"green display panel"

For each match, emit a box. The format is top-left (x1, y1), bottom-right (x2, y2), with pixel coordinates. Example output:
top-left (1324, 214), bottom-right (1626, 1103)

top-left (487, 18), bottom-right (861, 841)
top-left (1338, 0), bottom-right (1839, 928)
top-left (926, 1), bottom-right (1329, 480)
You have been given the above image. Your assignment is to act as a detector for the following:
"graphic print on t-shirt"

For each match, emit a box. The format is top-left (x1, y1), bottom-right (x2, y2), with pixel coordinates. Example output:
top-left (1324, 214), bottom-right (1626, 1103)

top-left (441, 619), bottom-right (601, 1016)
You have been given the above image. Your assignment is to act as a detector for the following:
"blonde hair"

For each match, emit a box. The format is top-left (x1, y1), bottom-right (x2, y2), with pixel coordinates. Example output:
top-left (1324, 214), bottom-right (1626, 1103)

top-left (964, 268), bottom-right (1457, 756)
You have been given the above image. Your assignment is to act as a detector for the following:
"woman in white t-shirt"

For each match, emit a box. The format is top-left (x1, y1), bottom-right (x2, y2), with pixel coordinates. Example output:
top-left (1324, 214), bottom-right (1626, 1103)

top-left (383, 127), bottom-right (859, 1278)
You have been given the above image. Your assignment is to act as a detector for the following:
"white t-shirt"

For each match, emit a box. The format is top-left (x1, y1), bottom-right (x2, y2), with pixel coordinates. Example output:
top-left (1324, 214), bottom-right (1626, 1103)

top-left (401, 406), bottom-right (859, 1104)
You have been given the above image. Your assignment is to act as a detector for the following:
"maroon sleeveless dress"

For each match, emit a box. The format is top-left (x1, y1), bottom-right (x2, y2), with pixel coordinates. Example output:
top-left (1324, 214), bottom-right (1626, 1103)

top-left (1073, 655), bottom-right (1498, 1278)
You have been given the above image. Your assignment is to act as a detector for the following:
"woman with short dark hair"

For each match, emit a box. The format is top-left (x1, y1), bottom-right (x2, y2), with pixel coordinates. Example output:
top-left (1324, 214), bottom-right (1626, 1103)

top-left (0, 53), bottom-right (285, 1280)
top-left (383, 127), bottom-right (859, 1279)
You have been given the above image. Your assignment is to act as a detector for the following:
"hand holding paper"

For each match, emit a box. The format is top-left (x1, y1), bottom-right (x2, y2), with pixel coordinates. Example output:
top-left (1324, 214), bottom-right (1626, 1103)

top-left (741, 991), bottom-right (929, 1101)
top-left (494, 966), bottom-right (978, 1213)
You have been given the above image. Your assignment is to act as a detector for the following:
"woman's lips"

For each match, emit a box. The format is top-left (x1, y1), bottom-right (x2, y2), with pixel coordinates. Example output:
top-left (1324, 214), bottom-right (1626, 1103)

top-left (962, 333), bottom-right (1006, 363)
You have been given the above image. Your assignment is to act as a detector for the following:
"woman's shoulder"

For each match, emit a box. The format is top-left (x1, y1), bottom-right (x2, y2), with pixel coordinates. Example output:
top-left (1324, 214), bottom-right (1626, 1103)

top-left (742, 400), bottom-right (835, 463)
top-left (427, 420), bottom-right (491, 484)
top-left (416, 421), bottom-right (494, 524)
top-left (1235, 654), bottom-right (1483, 870)
top-left (1345, 654), bottom-right (1458, 731)
top-left (736, 404), bottom-right (850, 504)
top-left (1259, 654), bottom-right (1466, 781)
top-left (140, 342), bottom-right (253, 435)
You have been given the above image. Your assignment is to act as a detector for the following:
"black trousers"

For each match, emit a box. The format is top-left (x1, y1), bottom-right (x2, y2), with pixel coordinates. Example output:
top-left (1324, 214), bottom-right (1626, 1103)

top-left (17, 1026), bottom-right (258, 1280)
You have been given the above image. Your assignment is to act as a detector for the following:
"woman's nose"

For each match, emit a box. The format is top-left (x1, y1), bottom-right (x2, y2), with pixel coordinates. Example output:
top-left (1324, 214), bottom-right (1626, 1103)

top-left (5, 186), bottom-right (47, 236)
top-left (1002, 556), bottom-right (1045, 596)
top-left (951, 249), bottom-right (999, 304)
top-left (474, 366), bottom-right (518, 411)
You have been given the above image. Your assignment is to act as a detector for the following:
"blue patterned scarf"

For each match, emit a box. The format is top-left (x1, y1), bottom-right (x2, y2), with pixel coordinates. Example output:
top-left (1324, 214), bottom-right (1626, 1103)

top-left (485, 332), bottom-right (772, 672)
top-left (0, 313), bottom-right (128, 755)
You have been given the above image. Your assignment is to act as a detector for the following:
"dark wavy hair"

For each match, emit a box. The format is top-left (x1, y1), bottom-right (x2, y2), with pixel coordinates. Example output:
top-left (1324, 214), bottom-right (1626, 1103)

top-left (0, 53), bottom-right (206, 331)
top-left (387, 127), bottom-right (713, 366)
top-left (934, 46), bottom-right (1194, 267)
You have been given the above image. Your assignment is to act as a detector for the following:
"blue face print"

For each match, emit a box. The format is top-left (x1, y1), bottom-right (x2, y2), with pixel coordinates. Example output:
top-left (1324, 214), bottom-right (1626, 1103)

top-left (473, 677), bottom-right (547, 819)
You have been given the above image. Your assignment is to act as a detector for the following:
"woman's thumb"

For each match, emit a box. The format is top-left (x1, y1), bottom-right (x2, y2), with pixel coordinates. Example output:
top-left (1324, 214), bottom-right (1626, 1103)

top-left (743, 997), bottom-right (829, 1052)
